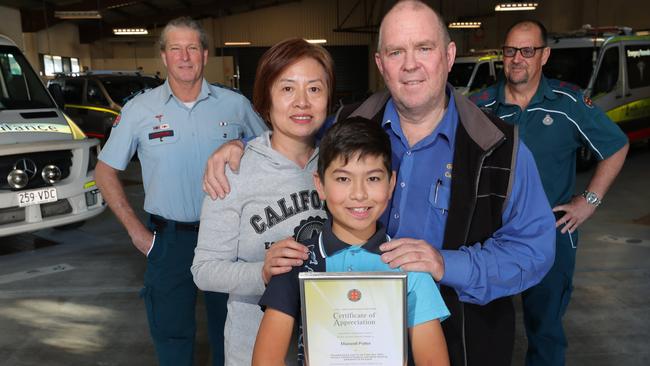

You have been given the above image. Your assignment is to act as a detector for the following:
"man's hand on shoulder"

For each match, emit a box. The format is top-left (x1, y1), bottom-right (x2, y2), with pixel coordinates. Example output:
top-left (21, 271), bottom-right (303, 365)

top-left (203, 139), bottom-right (245, 200)
top-left (380, 238), bottom-right (445, 281)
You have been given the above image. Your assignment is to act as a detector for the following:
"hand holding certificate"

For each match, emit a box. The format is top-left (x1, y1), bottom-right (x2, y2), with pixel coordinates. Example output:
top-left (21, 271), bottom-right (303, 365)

top-left (299, 272), bottom-right (407, 366)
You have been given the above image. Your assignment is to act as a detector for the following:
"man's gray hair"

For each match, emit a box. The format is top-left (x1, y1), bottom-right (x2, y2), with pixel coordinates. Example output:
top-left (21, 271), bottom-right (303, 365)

top-left (159, 16), bottom-right (209, 51)
top-left (377, 0), bottom-right (451, 51)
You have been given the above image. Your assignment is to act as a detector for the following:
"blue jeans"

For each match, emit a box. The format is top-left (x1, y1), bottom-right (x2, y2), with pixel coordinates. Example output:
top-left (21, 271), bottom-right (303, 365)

top-left (141, 216), bottom-right (228, 366)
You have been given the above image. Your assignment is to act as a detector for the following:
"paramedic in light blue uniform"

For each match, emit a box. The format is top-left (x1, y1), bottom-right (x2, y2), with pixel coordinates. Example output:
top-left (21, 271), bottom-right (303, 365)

top-left (471, 20), bottom-right (628, 366)
top-left (95, 17), bottom-right (267, 366)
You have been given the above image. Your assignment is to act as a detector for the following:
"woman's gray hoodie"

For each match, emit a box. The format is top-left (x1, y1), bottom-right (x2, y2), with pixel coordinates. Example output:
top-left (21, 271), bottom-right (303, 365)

top-left (192, 131), bottom-right (326, 365)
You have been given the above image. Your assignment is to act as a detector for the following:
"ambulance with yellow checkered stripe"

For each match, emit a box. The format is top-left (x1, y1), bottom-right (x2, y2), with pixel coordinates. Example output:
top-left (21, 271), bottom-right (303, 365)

top-left (545, 26), bottom-right (650, 168)
top-left (449, 50), bottom-right (503, 95)
top-left (0, 34), bottom-right (106, 237)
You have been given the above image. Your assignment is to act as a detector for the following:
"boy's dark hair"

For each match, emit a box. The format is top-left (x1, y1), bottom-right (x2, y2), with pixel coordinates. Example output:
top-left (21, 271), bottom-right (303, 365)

top-left (317, 117), bottom-right (392, 179)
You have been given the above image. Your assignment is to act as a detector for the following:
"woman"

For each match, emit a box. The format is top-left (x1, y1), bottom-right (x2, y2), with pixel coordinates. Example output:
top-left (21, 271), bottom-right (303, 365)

top-left (191, 38), bottom-right (334, 365)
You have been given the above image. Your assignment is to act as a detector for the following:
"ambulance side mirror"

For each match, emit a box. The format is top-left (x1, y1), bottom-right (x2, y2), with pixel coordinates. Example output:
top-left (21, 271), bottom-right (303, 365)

top-left (48, 83), bottom-right (65, 110)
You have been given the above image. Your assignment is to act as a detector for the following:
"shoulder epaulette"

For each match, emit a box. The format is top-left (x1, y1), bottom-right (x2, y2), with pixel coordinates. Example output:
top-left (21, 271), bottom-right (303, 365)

top-left (122, 87), bottom-right (152, 105)
top-left (210, 82), bottom-right (243, 95)
top-left (469, 86), bottom-right (497, 106)
top-left (548, 79), bottom-right (584, 103)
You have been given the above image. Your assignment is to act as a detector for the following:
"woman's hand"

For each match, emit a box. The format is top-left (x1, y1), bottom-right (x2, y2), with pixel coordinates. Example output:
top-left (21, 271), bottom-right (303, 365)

top-left (262, 237), bottom-right (310, 284)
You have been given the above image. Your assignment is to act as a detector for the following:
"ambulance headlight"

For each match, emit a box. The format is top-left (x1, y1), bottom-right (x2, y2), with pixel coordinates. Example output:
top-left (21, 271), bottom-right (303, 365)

top-left (42, 164), bottom-right (62, 184)
top-left (7, 169), bottom-right (29, 189)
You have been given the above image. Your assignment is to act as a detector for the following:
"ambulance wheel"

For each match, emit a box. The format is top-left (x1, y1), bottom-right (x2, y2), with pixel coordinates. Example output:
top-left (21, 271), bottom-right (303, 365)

top-left (576, 146), bottom-right (595, 171)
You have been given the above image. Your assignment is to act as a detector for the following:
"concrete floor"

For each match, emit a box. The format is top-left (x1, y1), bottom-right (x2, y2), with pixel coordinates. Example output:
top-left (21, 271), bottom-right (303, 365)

top-left (0, 147), bottom-right (648, 366)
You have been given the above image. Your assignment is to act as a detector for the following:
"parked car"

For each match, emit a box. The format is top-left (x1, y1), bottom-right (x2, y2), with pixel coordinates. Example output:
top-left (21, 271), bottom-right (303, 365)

top-left (47, 71), bottom-right (162, 145)
top-left (0, 34), bottom-right (105, 236)
top-left (449, 52), bottom-right (503, 95)
top-left (545, 26), bottom-right (650, 169)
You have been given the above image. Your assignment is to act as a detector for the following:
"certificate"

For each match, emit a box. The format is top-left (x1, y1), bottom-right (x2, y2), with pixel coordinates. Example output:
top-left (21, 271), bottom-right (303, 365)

top-left (299, 272), bottom-right (407, 366)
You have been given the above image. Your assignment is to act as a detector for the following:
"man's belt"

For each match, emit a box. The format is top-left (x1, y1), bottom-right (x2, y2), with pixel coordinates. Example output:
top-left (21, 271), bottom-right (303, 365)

top-left (150, 214), bottom-right (200, 232)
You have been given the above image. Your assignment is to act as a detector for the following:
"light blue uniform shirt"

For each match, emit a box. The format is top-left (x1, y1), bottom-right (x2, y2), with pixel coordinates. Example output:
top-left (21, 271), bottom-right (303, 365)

top-left (380, 87), bottom-right (555, 305)
top-left (99, 79), bottom-right (267, 222)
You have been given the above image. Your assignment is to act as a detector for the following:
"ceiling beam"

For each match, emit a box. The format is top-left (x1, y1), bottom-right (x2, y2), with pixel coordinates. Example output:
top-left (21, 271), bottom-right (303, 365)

top-left (141, 1), bottom-right (162, 12)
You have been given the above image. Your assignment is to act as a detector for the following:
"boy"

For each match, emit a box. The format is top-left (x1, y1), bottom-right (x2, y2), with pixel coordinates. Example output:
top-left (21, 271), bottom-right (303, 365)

top-left (252, 117), bottom-right (450, 365)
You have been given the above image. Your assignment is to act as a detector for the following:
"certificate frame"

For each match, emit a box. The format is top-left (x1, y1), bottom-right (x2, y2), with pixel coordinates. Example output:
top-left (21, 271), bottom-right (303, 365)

top-left (299, 271), bottom-right (407, 366)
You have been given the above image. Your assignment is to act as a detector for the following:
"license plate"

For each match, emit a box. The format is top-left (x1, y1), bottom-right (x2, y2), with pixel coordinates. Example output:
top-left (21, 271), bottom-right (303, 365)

top-left (17, 187), bottom-right (58, 207)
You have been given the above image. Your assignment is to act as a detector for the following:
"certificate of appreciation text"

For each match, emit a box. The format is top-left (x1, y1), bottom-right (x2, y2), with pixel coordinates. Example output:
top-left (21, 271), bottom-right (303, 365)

top-left (299, 272), bottom-right (407, 366)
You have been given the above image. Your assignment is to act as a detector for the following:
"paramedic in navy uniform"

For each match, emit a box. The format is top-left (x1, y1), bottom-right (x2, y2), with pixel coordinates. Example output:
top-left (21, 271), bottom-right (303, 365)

top-left (95, 17), bottom-right (267, 366)
top-left (472, 20), bottom-right (628, 366)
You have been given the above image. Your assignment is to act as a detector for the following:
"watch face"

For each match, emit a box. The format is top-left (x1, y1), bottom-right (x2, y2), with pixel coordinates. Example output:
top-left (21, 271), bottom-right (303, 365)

top-left (584, 191), bottom-right (599, 205)
top-left (587, 193), bottom-right (597, 204)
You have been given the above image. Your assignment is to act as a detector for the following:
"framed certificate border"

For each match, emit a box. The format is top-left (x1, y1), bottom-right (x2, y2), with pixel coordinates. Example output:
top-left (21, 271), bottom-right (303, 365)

top-left (299, 271), bottom-right (407, 366)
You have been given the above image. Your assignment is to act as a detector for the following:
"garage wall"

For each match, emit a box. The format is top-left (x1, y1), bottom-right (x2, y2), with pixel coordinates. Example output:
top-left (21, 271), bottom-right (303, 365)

top-left (5, 0), bottom-right (647, 95)
top-left (0, 5), bottom-right (23, 49)
top-left (20, 22), bottom-right (91, 76)
top-left (88, 56), bottom-right (233, 84)
top-left (210, 0), bottom-right (372, 48)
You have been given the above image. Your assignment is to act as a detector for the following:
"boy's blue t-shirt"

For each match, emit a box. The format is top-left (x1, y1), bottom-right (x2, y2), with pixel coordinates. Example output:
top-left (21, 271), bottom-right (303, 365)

top-left (259, 219), bottom-right (450, 360)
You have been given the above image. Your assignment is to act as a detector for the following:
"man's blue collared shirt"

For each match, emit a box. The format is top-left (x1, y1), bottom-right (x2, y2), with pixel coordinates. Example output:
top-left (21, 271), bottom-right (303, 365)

top-left (381, 87), bottom-right (555, 305)
top-left (99, 79), bottom-right (267, 222)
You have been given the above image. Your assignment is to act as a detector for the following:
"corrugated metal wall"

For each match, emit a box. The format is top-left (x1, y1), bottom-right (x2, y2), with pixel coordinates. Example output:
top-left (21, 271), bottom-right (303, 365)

top-left (212, 0), bottom-right (373, 48)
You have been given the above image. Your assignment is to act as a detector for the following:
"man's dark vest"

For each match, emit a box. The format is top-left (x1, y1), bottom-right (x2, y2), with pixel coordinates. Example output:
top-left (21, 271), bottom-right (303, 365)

top-left (336, 90), bottom-right (518, 366)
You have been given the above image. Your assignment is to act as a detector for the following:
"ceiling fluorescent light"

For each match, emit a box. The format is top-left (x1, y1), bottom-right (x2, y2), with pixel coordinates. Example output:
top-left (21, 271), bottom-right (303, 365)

top-left (305, 39), bottom-right (327, 44)
top-left (113, 28), bottom-right (149, 35)
top-left (224, 42), bottom-right (251, 46)
top-left (495, 3), bottom-right (538, 11)
top-left (449, 22), bottom-right (482, 29)
top-left (54, 10), bottom-right (102, 19)
top-left (107, 2), bottom-right (138, 9)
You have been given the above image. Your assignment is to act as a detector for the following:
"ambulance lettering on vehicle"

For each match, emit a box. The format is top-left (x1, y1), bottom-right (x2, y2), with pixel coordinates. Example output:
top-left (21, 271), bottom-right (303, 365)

top-left (0, 123), bottom-right (72, 134)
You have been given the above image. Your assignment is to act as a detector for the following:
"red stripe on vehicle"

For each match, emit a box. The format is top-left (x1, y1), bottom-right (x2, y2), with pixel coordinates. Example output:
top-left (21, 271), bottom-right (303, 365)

top-left (627, 128), bottom-right (650, 142)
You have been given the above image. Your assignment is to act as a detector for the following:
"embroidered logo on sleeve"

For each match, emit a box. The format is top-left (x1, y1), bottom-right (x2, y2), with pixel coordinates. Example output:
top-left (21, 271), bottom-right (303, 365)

top-left (583, 95), bottom-right (594, 108)
top-left (112, 114), bottom-right (121, 128)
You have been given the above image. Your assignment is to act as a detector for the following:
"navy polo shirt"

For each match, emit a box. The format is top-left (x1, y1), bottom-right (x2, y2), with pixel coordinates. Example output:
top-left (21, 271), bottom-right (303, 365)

top-left (259, 218), bottom-right (449, 342)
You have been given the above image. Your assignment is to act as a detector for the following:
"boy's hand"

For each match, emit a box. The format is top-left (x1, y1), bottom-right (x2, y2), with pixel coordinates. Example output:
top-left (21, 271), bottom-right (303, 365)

top-left (203, 140), bottom-right (245, 200)
top-left (262, 238), bottom-right (310, 284)
top-left (380, 238), bottom-right (445, 281)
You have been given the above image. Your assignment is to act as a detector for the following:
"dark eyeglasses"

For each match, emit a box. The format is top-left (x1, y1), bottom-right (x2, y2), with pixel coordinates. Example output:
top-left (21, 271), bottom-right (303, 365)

top-left (502, 46), bottom-right (546, 58)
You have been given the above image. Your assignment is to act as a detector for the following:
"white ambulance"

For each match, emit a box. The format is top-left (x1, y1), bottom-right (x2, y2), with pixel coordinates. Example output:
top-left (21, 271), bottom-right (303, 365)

top-left (545, 26), bottom-right (650, 169)
top-left (0, 34), bottom-right (105, 237)
top-left (449, 52), bottom-right (503, 95)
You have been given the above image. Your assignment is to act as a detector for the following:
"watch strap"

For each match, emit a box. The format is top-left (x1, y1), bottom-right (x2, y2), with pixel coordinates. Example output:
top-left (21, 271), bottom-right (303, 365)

top-left (582, 190), bottom-right (602, 207)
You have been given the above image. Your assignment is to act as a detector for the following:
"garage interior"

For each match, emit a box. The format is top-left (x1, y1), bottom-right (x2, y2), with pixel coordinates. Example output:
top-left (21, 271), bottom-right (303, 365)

top-left (0, 0), bottom-right (649, 365)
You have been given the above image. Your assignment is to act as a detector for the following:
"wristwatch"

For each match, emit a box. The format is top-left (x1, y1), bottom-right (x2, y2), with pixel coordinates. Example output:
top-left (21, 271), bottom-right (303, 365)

top-left (582, 190), bottom-right (602, 207)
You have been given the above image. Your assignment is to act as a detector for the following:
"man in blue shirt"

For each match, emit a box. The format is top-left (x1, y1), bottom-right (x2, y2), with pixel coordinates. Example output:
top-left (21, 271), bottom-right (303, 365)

top-left (203, 2), bottom-right (555, 365)
top-left (95, 17), bottom-right (267, 366)
top-left (472, 20), bottom-right (628, 366)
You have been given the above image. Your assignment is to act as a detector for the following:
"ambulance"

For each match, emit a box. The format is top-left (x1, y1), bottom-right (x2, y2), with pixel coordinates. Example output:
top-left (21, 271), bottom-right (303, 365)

top-left (449, 51), bottom-right (503, 95)
top-left (545, 26), bottom-right (650, 168)
top-left (0, 34), bottom-right (105, 237)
